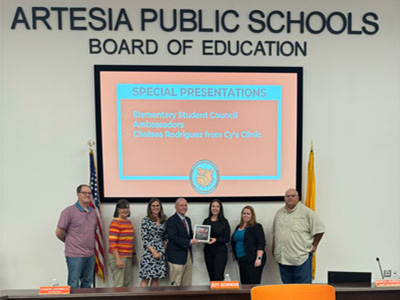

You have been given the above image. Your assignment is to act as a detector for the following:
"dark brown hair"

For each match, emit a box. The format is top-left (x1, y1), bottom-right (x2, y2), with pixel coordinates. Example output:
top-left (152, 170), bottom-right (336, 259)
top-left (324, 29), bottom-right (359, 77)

top-left (147, 198), bottom-right (167, 223)
top-left (76, 184), bottom-right (90, 193)
top-left (113, 199), bottom-right (130, 218)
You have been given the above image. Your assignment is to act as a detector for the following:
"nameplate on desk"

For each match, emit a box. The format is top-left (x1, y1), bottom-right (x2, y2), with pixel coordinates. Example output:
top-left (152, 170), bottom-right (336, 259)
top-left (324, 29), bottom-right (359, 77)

top-left (210, 281), bottom-right (240, 290)
top-left (39, 286), bottom-right (71, 295)
top-left (376, 279), bottom-right (400, 287)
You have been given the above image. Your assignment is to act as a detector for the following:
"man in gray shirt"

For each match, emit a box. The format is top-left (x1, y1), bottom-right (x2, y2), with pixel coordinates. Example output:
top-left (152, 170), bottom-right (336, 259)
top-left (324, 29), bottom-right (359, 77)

top-left (56, 184), bottom-right (97, 288)
top-left (272, 188), bottom-right (325, 283)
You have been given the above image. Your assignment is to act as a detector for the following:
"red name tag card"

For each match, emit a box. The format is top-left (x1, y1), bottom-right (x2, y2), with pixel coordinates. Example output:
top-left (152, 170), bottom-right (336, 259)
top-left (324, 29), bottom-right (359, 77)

top-left (210, 281), bottom-right (240, 290)
top-left (376, 279), bottom-right (400, 287)
top-left (39, 286), bottom-right (71, 295)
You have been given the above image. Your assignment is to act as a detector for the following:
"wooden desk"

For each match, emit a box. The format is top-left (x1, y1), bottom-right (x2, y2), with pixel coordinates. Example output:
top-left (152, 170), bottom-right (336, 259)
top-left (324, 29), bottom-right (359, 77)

top-left (1, 284), bottom-right (400, 300)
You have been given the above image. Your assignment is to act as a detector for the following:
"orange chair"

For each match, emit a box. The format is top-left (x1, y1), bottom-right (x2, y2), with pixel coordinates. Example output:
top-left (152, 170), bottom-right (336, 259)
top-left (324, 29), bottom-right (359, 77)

top-left (251, 284), bottom-right (335, 300)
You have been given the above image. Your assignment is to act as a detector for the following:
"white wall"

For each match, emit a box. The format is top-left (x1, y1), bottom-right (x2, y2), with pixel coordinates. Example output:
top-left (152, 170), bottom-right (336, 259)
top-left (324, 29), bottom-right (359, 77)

top-left (1, 0), bottom-right (399, 289)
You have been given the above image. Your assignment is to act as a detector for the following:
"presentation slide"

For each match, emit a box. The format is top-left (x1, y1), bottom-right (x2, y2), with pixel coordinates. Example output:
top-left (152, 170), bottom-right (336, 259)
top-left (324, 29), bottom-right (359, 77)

top-left (95, 66), bottom-right (302, 202)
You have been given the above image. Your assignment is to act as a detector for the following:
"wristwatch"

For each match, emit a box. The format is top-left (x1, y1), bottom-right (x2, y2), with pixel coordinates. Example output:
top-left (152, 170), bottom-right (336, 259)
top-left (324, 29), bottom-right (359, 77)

top-left (257, 256), bottom-right (262, 260)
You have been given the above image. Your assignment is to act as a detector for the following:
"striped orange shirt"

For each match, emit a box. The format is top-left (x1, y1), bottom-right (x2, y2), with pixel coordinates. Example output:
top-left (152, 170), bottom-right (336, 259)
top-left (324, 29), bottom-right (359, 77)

top-left (108, 218), bottom-right (134, 257)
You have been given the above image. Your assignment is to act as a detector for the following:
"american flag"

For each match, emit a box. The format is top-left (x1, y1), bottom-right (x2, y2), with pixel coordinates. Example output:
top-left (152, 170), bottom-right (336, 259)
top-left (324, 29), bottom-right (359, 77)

top-left (89, 150), bottom-right (106, 282)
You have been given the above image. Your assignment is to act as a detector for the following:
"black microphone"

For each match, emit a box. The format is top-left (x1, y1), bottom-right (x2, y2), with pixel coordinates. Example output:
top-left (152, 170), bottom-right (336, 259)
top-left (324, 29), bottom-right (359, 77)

top-left (376, 257), bottom-right (385, 279)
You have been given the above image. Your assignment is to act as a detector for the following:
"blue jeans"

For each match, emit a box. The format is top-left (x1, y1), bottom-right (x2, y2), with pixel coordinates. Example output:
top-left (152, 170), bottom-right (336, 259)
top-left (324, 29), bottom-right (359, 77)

top-left (279, 253), bottom-right (313, 284)
top-left (66, 256), bottom-right (95, 288)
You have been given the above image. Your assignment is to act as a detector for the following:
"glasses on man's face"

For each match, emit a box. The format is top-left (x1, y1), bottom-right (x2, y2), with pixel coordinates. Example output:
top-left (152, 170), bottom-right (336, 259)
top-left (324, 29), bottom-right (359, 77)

top-left (79, 192), bottom-right (92, 196)
top-left (285, 194), bottom-right (297, 198)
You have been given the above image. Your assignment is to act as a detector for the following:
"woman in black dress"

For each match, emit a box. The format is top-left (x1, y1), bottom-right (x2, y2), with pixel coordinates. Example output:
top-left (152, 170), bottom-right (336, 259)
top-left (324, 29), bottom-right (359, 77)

top-left (231, 205), bottom-right (266, 284)
top-left (203, 199), bottom-right (231, 281)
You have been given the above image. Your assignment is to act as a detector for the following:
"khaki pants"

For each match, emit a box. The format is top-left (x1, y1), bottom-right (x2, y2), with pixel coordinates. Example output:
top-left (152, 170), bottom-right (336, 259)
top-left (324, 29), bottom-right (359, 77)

top-left (168, 252), bottom-right (192, 286)
top-left (108, 254), bottom-right (133, 287)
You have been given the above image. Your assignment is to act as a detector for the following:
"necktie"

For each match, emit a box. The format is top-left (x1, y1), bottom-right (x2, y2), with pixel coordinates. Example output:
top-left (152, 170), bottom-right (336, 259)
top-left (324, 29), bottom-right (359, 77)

top-left (182, 218), bottom-right (189, 235)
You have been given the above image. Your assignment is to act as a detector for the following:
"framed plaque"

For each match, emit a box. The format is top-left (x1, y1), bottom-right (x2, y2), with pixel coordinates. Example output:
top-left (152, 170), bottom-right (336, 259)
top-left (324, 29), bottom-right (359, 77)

top-left (194, 225), bottom-right (211, 243)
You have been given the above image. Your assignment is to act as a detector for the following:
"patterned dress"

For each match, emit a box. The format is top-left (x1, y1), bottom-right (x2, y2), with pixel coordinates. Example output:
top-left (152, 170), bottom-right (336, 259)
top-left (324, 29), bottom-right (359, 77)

top-left (139, 217), bottom-right (167, 279)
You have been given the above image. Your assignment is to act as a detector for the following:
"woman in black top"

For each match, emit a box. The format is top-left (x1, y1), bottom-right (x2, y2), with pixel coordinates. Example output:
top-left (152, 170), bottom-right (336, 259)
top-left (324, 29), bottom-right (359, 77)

top-left (231, 205), bottom-right (266, 284)
top-left (203, 199), bottom-right (231, 281)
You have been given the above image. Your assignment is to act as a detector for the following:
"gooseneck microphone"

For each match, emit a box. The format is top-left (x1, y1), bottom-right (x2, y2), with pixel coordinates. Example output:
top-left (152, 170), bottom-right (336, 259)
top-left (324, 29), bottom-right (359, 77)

top-left (376, 257), bottom-right (385, 279)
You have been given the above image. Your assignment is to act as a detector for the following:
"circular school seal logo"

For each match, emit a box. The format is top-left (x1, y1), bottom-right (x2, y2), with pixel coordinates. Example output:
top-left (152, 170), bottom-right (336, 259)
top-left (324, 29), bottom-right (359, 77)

top-left (190, 160), bottom-right (220, 194)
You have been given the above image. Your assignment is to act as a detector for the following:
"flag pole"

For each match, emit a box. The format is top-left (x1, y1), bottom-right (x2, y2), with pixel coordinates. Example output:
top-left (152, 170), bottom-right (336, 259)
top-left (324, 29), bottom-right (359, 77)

top-left (87, 139), bottom-right (106, 287)
top-left (305, 140), bottom-right (316, 279)
top-left (88, 140), bottom-right (96, 288)
top-left (88, 139), bottom-right (95, 152)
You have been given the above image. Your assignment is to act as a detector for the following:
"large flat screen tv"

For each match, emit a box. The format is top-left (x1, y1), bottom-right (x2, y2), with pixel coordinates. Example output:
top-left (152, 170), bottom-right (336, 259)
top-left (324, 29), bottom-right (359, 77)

top-left (94, 65), bottom-right (303, 202)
